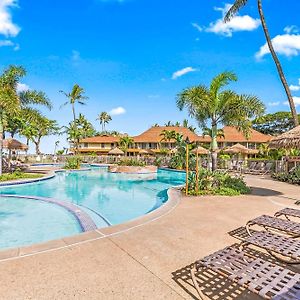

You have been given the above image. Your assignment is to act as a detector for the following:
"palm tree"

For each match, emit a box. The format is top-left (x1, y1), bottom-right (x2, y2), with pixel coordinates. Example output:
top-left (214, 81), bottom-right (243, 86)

top-left (202, 127), bottom-right (225, 139)
top-left (60, 84), bottom-right (88, 152)
top-left (182, 119), bottom-right (197, 133)
top-left (177, 71), bottom-right (265, 170)
top-left (24, 115), bottom-right (60, 155)
top-left (0, 65), bottom-right (52, 174)
top-left (96, 112), bottom-right (112, 132)
top-left (224, 1), bottom-right (298, 127)
top-left (54, 140), bottom-right (60, 155)
top-left (160, 129), bottom-right (177, 149)
top-left (164, 121), bottom-right (174, 126)
top-left (119, 136), bottom-right (134, 156)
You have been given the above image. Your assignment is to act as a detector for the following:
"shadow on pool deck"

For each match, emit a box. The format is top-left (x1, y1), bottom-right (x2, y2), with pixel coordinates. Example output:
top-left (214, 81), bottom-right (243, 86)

top-left (172, 245), bottom-right (300, 300)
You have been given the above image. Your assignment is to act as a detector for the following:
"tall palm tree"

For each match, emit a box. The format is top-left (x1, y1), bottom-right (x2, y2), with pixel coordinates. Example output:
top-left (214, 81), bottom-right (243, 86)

top-left (119, 136), bottom-right (134, 156)
top-left (0, 65), bottom-right (52, 174)
top-left (225, 1), bottom-right (298, 126)
top-left (96, 112), bottom-right (112, 132)
top-left (160, 129), bottom-right (177, 149)
top-left (60, 84), bottom-right (87, 153)
top-left (177, 71), bottom-right (265, 170)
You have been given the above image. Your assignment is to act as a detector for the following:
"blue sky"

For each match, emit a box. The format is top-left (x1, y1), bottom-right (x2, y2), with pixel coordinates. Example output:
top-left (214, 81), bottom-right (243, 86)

top-left (1, 0), bottom-right (300, 153)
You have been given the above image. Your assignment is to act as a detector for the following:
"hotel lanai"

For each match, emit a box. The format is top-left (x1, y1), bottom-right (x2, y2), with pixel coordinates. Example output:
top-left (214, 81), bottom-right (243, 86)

top-left (77, 125), bottom-right (271, 155)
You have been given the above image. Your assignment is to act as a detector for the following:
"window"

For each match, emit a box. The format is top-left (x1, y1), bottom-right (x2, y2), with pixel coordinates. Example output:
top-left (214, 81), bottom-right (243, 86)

top-left (84, 143), bottom-right (88, 148)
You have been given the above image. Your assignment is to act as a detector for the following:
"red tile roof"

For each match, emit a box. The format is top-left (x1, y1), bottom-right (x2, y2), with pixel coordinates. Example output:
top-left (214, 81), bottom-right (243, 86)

top-left (80, 136), bottom-right (120, 143)
top-left (217, 126), bottom-right (271, 143)
top-left (133, 126), bottom-right (206, 143)
top-left (79, 126), bottom-right (271, 144)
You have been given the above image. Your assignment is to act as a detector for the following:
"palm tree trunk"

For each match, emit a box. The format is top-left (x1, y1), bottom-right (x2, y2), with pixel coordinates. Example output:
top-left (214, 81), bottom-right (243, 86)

top-left (34, 138), bottom-right (41, 155)
top-left (72, 103), bottom-right (79, 154)
top-left (258, 0), bottom-right (298, 126)
top-left (211, 122), bottom-right (218, 171)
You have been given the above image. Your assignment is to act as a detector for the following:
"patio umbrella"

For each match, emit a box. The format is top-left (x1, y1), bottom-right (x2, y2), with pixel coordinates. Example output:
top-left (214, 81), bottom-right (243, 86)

top-left (108, 147), bottom-right (124, 155)
top-left (270, 125), bottom-right (300, 149)
top-left (224, 143), bottom-right (250, 154)
top-left (192, 146), bottom-right (209, 155)
top-left (3, 138), bottom-right (28, 151)
top-left (139, 149), bottom-right (150, 155)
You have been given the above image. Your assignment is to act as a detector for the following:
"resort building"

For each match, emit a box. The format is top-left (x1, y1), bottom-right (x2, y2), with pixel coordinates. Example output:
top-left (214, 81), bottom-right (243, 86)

top-left (76, 126), bottom-right (271, 155)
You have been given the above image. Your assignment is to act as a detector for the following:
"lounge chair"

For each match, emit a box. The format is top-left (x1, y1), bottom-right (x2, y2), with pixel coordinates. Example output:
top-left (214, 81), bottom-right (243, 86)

top-left (275, 208), bottom-right (300, 221)
top-left (246, 215), bottom-right (300, 238)
top-left (243, 161), bottom-right (257, 174)
top-left (191, 245), bottom-right (300, 300)
top-left (240, 231), bottom-right (300, 264)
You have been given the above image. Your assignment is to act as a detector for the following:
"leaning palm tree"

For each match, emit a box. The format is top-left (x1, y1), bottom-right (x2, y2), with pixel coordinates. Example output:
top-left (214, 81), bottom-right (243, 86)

top-left (177, 71), bottom-right (265, 170)
top-left (60, 84), bottom-right (88, 152)
top-left (224, 1), bottom-right (298, 126)
top-left (96, 112), bottom-right (112, 132)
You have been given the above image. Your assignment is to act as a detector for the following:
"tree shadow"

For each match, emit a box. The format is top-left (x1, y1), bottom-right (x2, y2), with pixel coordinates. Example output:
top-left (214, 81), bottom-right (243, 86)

top-left (250, 186), bottom-right (282, 197)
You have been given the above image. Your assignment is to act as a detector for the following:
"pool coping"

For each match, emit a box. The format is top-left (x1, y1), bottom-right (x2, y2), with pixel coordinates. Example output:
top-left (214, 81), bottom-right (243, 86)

top-left (0, 186), bottom-right (182, 262)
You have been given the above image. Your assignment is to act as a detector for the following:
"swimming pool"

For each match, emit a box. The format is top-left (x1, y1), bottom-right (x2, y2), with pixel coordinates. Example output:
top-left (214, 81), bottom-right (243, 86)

top-left (0, 167), bottom-right (185, 249)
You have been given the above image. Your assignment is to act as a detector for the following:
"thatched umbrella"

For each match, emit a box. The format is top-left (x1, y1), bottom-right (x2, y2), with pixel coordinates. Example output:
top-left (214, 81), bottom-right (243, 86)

top-left (139, 149), bottom-right (150, 155)
top-left (3, 138), bottom-right (28, 151)
top-left (108, 147), bottom-right (124, 155)
top-left (224, 143), bottom-right (250, 154)
top-left (3, 138), bottom-right (28, 168)
top-left (192, 146), bottom-right (209, 155)
top-left (270, 126), bottom-right (300, 149)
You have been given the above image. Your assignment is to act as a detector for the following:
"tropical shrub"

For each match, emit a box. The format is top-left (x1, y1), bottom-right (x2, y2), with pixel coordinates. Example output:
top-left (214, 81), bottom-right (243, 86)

top-left (64, 156), bottom-right (81, 169)
top-left (0, 171), bottom-right (42, 182)
top-left (272, 166), bottom-right (300, 185)
top-left (187, 168), bottom-right (250, 196)
top-left (117, 158), bottom-right (145, 167)
top-left (153, 157), bottom-right (163, 167)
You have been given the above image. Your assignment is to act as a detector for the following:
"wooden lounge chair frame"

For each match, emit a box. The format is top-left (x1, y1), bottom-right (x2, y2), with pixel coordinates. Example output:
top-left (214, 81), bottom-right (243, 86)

top-left (191, 246), bottom-right (300, 300)
top-left (246, 215), bottom-right (300, 238)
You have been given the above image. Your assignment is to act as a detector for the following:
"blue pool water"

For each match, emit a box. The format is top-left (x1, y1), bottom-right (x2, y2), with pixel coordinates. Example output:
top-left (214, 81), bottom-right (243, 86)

top-left (0, 168), bottom-right (185, 249)
top-left (0, 196), bottom-right (81, 249)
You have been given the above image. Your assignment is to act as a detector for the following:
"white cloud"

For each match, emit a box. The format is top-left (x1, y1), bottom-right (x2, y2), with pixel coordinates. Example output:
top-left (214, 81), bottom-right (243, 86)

top-left (0, 39), bottom-right (18, 50)
top-left (172, 67), bottom-right (197, 80)
top-left (191, 23), bottom-right (202, 32)
top-left (290, 84), bottom-right (300, 92)
top-left (195, 3), bottom-right (260, 37)
top-left (16, 83), bottom-right (30, 93)
top-left (284, 25), bottom-right (299, 34)
top-left (284, 97), bottom-right (300, 106)
top-left (256, 33), bottom-right (300, 58)
top-left (268, 101), bottom-right (280, 107)
top-left (109, 106), bottom-right (126, 116)
top-left (0, 0), bottom-right (20, 37)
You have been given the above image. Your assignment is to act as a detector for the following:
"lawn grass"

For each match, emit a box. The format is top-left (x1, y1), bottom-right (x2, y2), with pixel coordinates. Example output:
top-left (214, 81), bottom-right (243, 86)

top-left (0, 172), bottom-right (43, 182)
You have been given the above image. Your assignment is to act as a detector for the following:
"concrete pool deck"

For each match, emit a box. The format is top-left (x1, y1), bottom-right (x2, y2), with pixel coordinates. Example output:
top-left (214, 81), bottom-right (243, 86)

top-left (0, 175), bottom-right (299, 299)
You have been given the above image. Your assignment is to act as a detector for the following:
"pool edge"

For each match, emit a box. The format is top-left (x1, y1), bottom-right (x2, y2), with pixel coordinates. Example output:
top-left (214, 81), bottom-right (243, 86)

top-left (0, 186), bottom-right (182, 262)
